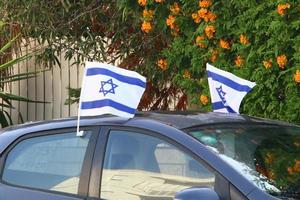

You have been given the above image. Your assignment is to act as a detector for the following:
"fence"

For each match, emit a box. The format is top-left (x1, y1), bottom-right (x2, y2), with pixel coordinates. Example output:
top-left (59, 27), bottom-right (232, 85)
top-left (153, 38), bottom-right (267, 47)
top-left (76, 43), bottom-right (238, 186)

top-left (5, 48), bottom-right (84, 124)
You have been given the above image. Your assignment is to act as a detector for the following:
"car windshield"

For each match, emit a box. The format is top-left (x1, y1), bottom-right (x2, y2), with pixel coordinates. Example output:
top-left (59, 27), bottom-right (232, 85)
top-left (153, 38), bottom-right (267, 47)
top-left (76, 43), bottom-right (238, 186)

top-left (187, 124), bottom-right (300, 199)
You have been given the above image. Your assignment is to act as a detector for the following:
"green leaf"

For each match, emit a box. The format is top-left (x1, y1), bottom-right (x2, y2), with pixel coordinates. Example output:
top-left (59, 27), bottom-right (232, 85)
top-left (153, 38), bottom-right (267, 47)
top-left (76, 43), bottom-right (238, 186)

top-left (0, 92), bottom-right (49, 103)
top-left (0, 33), bottom-right (20, 54)
top-left (0, 75), bottom-right (37, 84)
top-left (2, 110), bottom-right (13, 126)
top-left (0, 111), bottom-right (9, 127)
top-left (0, 55), bottom-right (31, 71)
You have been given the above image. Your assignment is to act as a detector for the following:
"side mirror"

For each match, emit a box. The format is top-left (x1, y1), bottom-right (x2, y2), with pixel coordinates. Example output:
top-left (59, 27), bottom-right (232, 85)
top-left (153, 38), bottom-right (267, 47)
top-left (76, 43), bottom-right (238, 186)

top-left (174, 187), bottom-right (220, 200)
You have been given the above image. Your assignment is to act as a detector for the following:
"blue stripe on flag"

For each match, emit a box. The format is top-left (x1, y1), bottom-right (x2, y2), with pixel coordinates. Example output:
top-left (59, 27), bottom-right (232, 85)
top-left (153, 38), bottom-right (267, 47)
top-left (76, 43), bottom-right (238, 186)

top-left (86, 68), bottom-right (146, 88)
top-left (212, 101), bottom-right (236, 113)
top-left (81, 99), bottom-right (136, 114)
top-left (207, 71), bottom-right (252, 92)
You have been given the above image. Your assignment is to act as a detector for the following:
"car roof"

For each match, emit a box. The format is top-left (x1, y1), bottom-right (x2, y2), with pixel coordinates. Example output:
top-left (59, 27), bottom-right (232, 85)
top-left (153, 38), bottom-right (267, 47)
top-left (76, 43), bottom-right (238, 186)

top-left (0, 111), bottom-right (295, 134)
top-left (0, 111), bottom-right (296, 155)
top-left (135, 111), bottom-right (295, 129)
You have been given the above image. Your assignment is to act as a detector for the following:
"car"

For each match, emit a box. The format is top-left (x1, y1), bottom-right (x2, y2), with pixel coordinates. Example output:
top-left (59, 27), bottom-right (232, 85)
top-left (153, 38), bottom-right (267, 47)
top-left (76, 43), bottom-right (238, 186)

top-left (0, 111), bottom-right (299, 200)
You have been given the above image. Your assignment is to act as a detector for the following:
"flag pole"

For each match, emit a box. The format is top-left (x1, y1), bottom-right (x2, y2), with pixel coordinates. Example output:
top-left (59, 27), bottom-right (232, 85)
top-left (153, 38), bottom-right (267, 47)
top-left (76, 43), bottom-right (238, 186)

top-left (76, 64), bottom-right (87, 137)
top-left (76, 104), bottom-right (84, 137)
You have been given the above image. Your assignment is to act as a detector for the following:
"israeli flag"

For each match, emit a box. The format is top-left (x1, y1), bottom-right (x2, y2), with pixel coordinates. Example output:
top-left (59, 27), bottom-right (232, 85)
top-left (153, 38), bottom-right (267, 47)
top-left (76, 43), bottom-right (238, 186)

top-left (79, 62), bottom-right (146, 118)
top-left (207, 63), bottom-right (256, 113)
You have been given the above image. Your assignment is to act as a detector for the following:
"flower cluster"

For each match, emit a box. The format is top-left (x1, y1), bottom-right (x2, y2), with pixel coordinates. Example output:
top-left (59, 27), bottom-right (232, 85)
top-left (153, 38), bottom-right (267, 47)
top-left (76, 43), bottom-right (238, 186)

top-left (240, 34), bottom-right (249, 45)
top-left (277, 3), bottom-right (290, 16)
top-left (287, 160), bottom-right (300, 175)
top-left (219, 39), bottom-right (230, 49)
top-left (183, 70), bottom-right (191, 79)
top-left (200, 95), bottom-right (209, 105)
top-left (166, 15), bottom-right (179, 35)
top-left (199, 0), bottom-right (212, 8)
top-left (170, 3), bottom-right (180, 15)
top-left (294, 70), bottom-right (300, 84)
top-left (235, 55), bottom-right (244, 67)
top-left (196, 36), bottom-right (206, 48)
top-left (265, 152), bottom-right (274, 164)
top-left (141, 21), bottom-right (152, 33)
top-left (209, 49), bottom-right (218, 63)
top-left (141, 9), bottom-right (154, 33)
top-left (204, 25), bottom-right (216, 39)
top-left (157, 59), bottom-right (168, 70)
top-left (263, 59), bottom-right (272, 69)
top-left (138, 0), bottom-right (147, 6)
top-left (143, 9), bottom-right (154, 20)
top-left (277, 55), bottom-right (287, 69)
top-left (192, 1), bottom-right (216, 24)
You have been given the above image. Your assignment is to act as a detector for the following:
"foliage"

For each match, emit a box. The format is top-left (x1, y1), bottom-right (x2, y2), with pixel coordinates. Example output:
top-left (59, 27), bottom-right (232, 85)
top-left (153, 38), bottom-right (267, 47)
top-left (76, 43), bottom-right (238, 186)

top-left (122, 0), bottom-right (300, 123)
top-left (2, 0), bottom-right (300, 123)
top-left (0, 23), bottom-right (46, 127)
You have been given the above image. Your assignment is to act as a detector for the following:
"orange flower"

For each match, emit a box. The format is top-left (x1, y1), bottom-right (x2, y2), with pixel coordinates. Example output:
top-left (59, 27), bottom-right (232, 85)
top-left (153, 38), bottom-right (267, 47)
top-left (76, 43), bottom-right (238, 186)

top-left (141, 21), bottom-right (152, 33)
top-left (196, 36), bottom-right (206, 48)
top-left (240, 34), bottom-right (249, 45)
top-left (157, 59), bottom-right (168, 70)
top-left (200, 95), bottom-right (209, 105)
top-left (268, 170), bottom-right (275, 180)
top-left (155, 0), bottom-right (164, 2)
top-left (171, 25), bottom-right (180, 36)
top-left (183, 70), bottom-right (191, 78)
top-left (265, 152), bottom-right (274, 164)
top-left (294, 70), bottom-right (300, 83)
top-left (210, 50), bottom-right (218, 63)
top-left (192, 12), bottom-right (201, 23)
top-left (235, 55), bottom-right (244, 67)
top-left (142, 9), bottom-right (154, 20)
top-left (199, 0), bottom-right (212, 8)
top-left (138, 0), bottom-right (147, 6)
top-left (204, 25), bottom-right (216, 39)
top-left (263, 59), bottom-right (272, 69)
top-left (170, 3), bottom-right (181, 15)
top-left (287, 167), bottom-right (294, 175)
top-left (219, 39), bottom-right (230, 49)
top-left (277, 3), bottom-right (291, 16)
top-left (293, 160), bottom-right (300, 172)
top-left (207, 12), bottom-right (217, 22)
top-left (198, 8), bottom-right (209, 18)
top-left (277, 55), bottom-right (287, 69)
top-left (166, 15), bottom-right (176, 29)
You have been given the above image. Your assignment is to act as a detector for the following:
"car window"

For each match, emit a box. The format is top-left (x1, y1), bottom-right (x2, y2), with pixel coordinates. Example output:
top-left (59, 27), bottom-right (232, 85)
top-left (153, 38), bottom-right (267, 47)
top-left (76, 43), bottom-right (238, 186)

top-left (101, 130), bottom-right (215, 200)
top-left (188, 125), bottom-right (300, 199)
top-left (2, 131), bottom-right (92, 195)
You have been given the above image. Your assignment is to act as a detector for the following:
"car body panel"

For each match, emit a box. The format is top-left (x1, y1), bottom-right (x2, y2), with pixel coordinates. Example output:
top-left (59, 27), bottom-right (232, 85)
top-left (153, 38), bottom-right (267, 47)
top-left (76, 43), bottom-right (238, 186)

top-left (0, 182), bottom-right (82, 200)
top-left (0, 112), bottom-right (297, 199)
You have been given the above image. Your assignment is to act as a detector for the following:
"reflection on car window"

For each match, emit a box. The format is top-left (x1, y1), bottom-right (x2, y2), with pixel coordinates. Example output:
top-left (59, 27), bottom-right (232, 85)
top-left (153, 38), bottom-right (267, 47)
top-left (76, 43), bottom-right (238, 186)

top-left (189, 126), bottom-right (300, 199)
top-left (101, 130), bottom-right (215, 200)
top-left (2, 131), bottom-right (91, 195)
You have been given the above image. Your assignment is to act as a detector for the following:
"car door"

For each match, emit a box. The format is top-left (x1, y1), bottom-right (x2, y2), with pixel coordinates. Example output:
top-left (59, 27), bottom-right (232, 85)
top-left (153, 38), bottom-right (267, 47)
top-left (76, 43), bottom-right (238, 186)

top-left (0, 127), bottom-right (99, 200)
top-left (92, 126), bottom-right (231, 200)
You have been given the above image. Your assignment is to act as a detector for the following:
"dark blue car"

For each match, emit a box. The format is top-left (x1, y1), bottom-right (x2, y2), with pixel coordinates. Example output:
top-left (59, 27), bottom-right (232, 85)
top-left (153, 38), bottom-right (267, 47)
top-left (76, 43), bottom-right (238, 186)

top-left (0, 112), bottom-right (299, 200)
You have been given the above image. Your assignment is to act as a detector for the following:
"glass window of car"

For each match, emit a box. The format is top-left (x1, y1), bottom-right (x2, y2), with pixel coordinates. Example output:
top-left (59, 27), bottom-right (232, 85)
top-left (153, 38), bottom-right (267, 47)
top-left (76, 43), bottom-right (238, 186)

top-left (188, 125), bottom-right (300, 199)
top-left (101, 130), bottom-right (215, 200)
top-left (2, 131), bottom-right (92, 195)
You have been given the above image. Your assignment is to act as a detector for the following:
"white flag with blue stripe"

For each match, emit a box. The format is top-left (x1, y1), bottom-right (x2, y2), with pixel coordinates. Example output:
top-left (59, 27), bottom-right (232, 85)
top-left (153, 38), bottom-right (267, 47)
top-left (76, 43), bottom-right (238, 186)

top-left (207, 63), bottom-right (256, 114)
top-left (79, 62), bottom-right (146, 118)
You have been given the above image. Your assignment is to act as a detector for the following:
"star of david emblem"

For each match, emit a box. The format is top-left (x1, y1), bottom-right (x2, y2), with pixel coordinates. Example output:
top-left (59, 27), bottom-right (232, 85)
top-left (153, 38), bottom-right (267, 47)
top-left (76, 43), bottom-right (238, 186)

top-left (216, 85), bottom-right (227, 105)
top-left (99, 78), bottom-right (118, 96)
